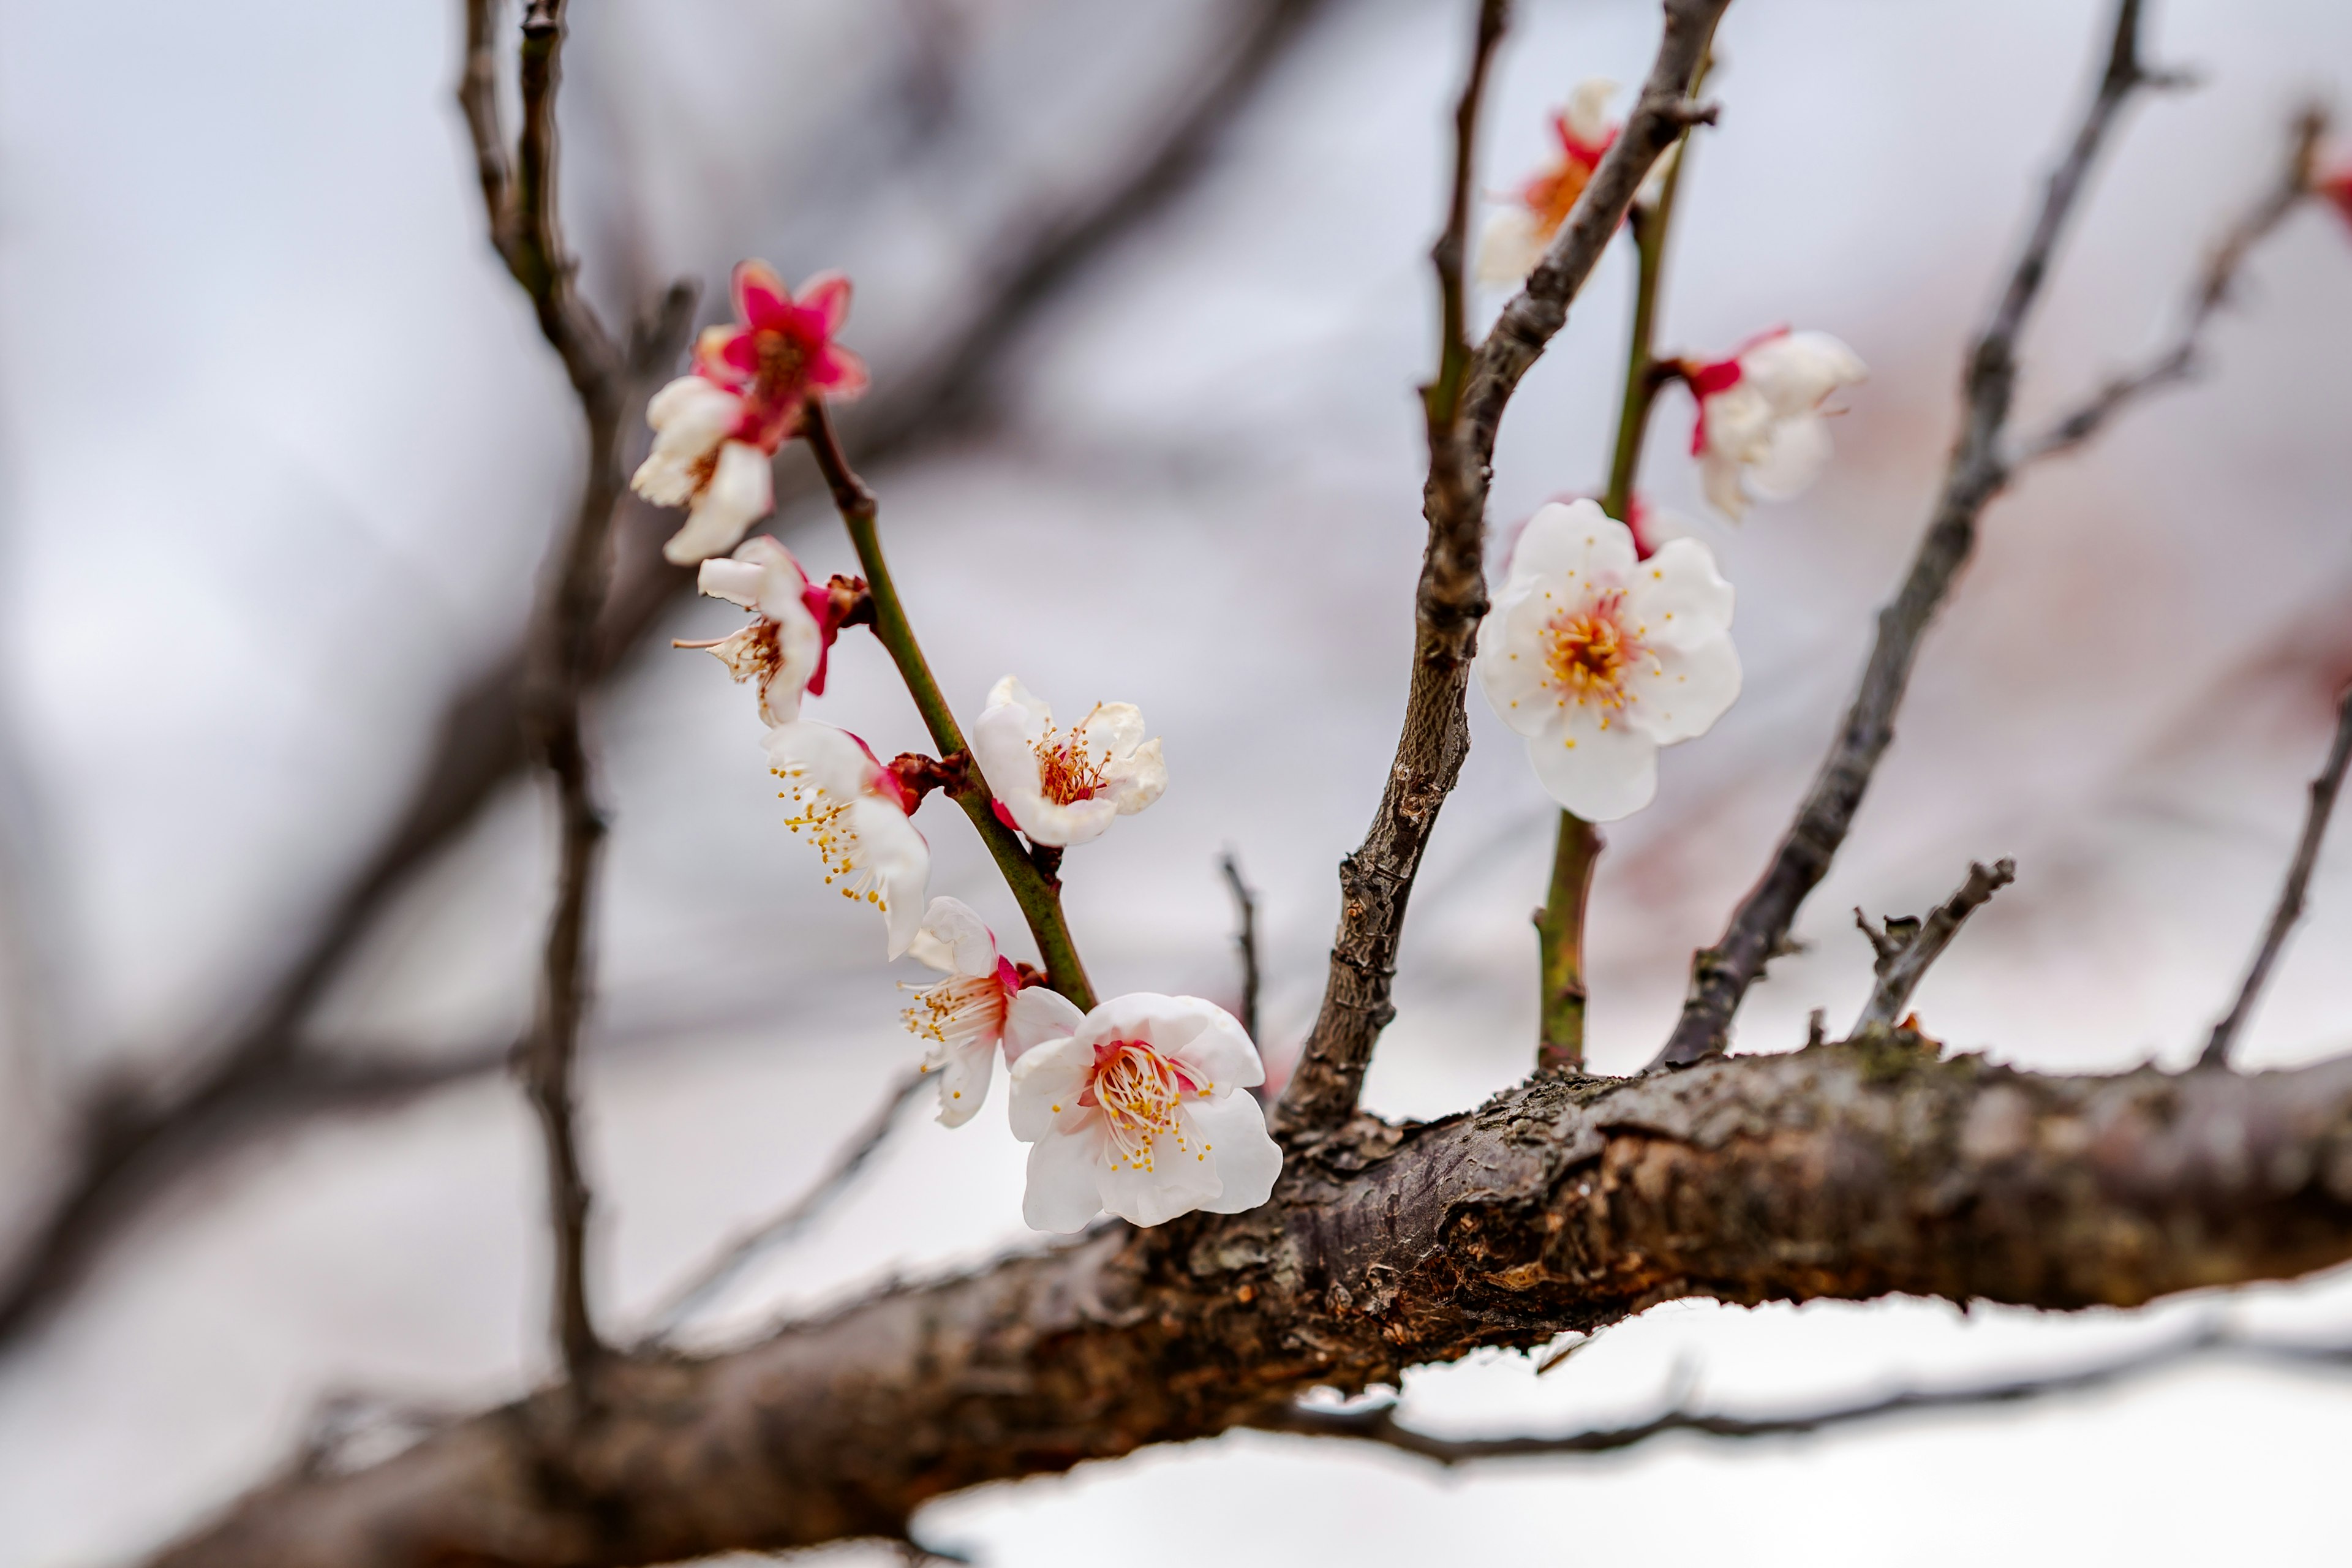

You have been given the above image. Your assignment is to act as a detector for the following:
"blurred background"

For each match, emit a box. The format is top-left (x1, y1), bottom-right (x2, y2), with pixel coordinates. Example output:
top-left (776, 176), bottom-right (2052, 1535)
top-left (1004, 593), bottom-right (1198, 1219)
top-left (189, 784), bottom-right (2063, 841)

top-left (4, 0), bottom-right (2352, 1562)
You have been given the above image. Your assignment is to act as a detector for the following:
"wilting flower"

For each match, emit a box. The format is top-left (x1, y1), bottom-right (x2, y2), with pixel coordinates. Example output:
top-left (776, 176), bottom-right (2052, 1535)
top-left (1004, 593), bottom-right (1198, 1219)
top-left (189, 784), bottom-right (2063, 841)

top-left (1476, 499), bottom-right (1740, 822)
top-left (685, 537), bottom-right (839, 725)
top-left (632, 262), bottom-right (870, 565)
top-left (971, 676), bottom-right (1166, 848)
top-left (764, 720), bottom-right (929, 956)
top-left (1686, 328), bottom-right (1867, 521)
top-left (1007, 992), bottom-right (1283, 1232)
top-left (1479, 79), bottom-right (1619, 285)
top-left (901, 896), bottom-right (1085, 1127)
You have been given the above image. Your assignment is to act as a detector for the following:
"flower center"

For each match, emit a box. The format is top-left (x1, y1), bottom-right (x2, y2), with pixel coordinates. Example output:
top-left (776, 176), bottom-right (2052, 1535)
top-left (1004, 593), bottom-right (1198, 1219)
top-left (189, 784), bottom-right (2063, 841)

top-left (903, 972), bottom-right (1009, 1058)
top-left (1076, 1041), bottom-right (1209, 1174)
top-left (752, 328), bottom-right (810, 402)
top-left (1031, 723), bottom-right (1108, 806)
top-left (715, 620), bottom-right (782, 688)
top-left (1544, 591), bottom-right (1640, 712)
top-left (774, 765), bottom-right (890, 911)
top-left (1525, 159), bottom-right (1594, 238)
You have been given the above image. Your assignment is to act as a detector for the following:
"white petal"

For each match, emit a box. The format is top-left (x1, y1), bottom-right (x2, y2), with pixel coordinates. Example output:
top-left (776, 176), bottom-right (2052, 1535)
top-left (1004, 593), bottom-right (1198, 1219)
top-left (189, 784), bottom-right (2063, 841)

top-left (1102, 736), bottom-right (1166, 816)
top-left (1477, 586), bottom-right (1572, 740)
top-left (982, 675), bottom-right (1052, 732)
top-left (1624, 537), bottom-right (1735, 650)
top-left (929, 1035), bottom-right (995, 1128)
top-left (636, 380), bottom-right (744, 506)
top-left (1744, 412), bottom-right (1834, 502)
top-left (1741, 330), bottom-right (1866, 415)
top-left (854, 801), bottom-right (931, 958)
top-left (1022, 1123), bottom-right (1109, 1234)
top-left (972, 703), bottom-right (1044, 805)
top-left (1003, 985), bottom-right (1085, 1066)
top-left (1562, 78), bottom-right (1619, 146)
top-left (662, 441), bottom-right (773, 564)
top-left (907, 895), bottom-right (998, 977)
top-left (1698, 383), bottom-right (1775, 466)
top-left (1014, 794), bottom-right (1118, 848)
top-left (761, 607), bottom-right (824, 727)
top-left (1627, 628), bottom-right (1741, 745)
top-left (763, 719), bottom-right (873, 799)
top-left (1075, 702), bottom-right (1147, 761)
top-left (1098, 1128), bottom-right (1224, 1227)
top-left (1505, 500), bottom-right (1635, 591)
top-left (1526, 704), bottom-right (1660, 823)
top-left (1698, 448), bottom-right (1751, 521)
top-left (1185, 1093), bottom-right (1284, 1216)
top-left (697, 557), bottom-right (765, 609)
top-left (1008, 1033), bottom-right (1095, 1142)
top-left (1477, 208), bottom-right (1545, 287)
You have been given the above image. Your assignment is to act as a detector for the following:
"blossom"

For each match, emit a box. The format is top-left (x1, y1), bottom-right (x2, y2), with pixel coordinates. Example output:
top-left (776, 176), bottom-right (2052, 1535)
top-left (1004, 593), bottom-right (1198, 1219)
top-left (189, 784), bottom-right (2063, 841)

top-left (631, 261), bottom-right (869, 565)
top-left (1478, 80), bottom-right (1619, 285)
top-left (901, 896), bottom-right (1085, 1127)
top-left (682, 537), bottom-right (844, 725)
top-left (1686, 328), bottom-right (1868, 521)
top-left (2322, 166), bottom-right (2352, 231)
top-left (1475, 499), bottom-right (1740, 822)
top-left (763, 720), bottom-right (930, 956)
top-left (1007, 992), bottom-right (1283, 1232)
top-left (971, 676), bottom-right (1166, 848)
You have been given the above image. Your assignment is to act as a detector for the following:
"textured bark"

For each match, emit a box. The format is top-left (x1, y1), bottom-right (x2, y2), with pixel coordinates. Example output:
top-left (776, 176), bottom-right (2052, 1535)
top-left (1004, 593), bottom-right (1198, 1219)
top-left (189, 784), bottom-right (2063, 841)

top-left (153, 1040), bottom-right (2352, 1567)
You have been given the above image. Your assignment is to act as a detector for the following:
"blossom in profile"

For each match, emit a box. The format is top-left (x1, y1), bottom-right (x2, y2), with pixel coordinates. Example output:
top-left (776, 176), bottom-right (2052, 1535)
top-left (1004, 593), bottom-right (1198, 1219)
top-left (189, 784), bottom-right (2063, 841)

top-left (1476, 499), bottom-right (1740, 821)
top-left (971, 676), bottom-right (1166, 848)
top-left (685, 537), bottom-right (837, 725)
top-left (901, 897), bottom-right (1085, 1126)
top-left (632, 262), bottom-right (870, 565)
top-left (1007, 992), bottom-right (1283, 1232)
top-left (1479, 80), bottom-right (1619, 286)
top-left (1686, 329), bottom-right (1867, 520)
top-left (763, 720), bottom-right (930, 956)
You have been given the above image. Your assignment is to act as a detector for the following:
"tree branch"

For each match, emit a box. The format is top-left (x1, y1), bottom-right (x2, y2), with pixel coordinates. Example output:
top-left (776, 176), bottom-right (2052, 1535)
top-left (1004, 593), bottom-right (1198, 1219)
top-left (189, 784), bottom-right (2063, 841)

top-left (148, 1041), bottom-right (2352, 1565)
top-left (1651, 0), bottom-right (2166, 1069)
top-left (1276, 0), bottom-right (1730, 1134)
top-left (0, 0), bottom-right (1332, 1358)
top-left (639, 1068), bottom-right (927, 1343)
top-left (1219, 850), bottom-right (1263, 1046)
top-left (1247, 1321), bottom-right (2352, 1464)
top-left (2014, 104), bottom-right (2325, 466)
top-left (1852, 857), bottom-right (2016, 1035)
top-left (2201, 683), bottom-right (2352, 1069)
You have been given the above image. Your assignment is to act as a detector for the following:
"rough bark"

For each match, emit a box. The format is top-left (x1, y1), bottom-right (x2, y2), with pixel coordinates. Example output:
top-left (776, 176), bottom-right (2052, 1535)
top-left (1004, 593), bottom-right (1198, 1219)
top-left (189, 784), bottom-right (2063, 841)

top-left (151, 1039), bottom-right (2352, 1566)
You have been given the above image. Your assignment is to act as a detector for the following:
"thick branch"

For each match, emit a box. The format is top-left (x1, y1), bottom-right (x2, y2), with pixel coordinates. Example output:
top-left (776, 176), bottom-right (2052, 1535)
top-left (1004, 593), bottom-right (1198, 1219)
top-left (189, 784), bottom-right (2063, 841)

top-left (1852, 857), bottom-right (2015, 1034)
top-left (1651, 0), bottom-right (2161, 1068)
top-left (0, 0), bottom-right (1329, 1357)
top-left (1276, 0), bottom-right (1728, 1133)
top-left (149, 1041), bottom-right (2352, 1565)
top-left (2201, 684), bottom-right (2352, 1069)
top-left (1248, 1322), bottom-right (2352, 1464)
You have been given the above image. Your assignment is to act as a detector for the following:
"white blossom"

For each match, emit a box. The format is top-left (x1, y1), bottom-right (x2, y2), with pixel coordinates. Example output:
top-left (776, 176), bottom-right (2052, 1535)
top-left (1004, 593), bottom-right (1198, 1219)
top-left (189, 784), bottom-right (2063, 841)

top-left (763, 720), bottom-right (930, 956)
top-left (1689, 330), bottom-right (1868, 521)
top-left (1476, 499), bottom-right (1740, 822)
top-left (971, 676), bottom-right (1166, 848)
top-left (633, 375), bottom-right (775, 565)
top-left (901, 896), bottom-right (1084, 1127)
top-left (692, 536), bottom-right (829, 725)
top-left (1477, 78), bottom-right (1619, 287)
top-left (1007, 993), bottom-right (1283, 1232)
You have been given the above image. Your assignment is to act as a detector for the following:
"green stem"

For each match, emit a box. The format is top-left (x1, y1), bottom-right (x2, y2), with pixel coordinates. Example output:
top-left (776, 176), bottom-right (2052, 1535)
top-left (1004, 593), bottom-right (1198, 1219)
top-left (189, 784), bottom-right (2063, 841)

top-left (802, 404), bottom-right (1097, 1010)
top-left (1536, 51), bottom-right (1710, 1073)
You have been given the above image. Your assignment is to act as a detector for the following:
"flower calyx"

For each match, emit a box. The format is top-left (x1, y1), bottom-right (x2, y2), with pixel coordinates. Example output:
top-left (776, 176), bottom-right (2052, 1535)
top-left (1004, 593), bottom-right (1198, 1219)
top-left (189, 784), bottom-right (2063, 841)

top-left (885, 748), bottom-right (971, 809)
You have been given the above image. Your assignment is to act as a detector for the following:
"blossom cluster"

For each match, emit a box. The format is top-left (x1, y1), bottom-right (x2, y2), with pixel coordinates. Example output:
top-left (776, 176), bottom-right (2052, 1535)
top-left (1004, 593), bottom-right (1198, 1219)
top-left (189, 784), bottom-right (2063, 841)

top-left (634, 263), bottom-right (1279, 1234)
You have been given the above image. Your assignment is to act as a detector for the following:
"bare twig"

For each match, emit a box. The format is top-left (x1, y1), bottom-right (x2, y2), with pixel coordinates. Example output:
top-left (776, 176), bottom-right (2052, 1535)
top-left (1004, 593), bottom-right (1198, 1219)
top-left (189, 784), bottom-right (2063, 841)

top-left (641, 1068), bottom-right (927, 1341)
top-left (1651, 0), bottom-right (2167, 1069)
top-left (0, 0), bottom-right (1330, 1357)
top-left (466, 0), bottom-right (625, 1382)
top-left (2015, 105), bottom-right (2326, 466)
top-left (1277, 0), bottom-right (1732, 1134)
top-left (1851, 858), bottom-right (2016, 1035)
top-left (1248, 1321), bottom-right (2352, 1466)
top-left (2201, 684), bottom-right (2352, 1069)
top-left (1219, 850), bottom-right (1262, 1045)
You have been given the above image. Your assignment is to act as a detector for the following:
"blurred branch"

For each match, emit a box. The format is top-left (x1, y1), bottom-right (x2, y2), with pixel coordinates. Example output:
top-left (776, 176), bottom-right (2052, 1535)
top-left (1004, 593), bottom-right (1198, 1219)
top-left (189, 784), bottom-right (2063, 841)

top-left (1219, 850), bottom-right (1262, 1045)
top-left (2201, 684), bottom-right (2352, 1069)
top-left (1278, 0), bottom-right (1729, 1133)
top-left (0, 0), bottom-right (1330, 1359)
top-left (1652, 0), bottom-right (2174, 1069)
top-left (2014, 104), bottom-right (2326, 467)
top-left (1248, 1321), bottom-right (2352, 1465)
top-left (639, 1068), bottom-right (927, 1343)
top-left (1850, 857), bottom-right (2015, 1035)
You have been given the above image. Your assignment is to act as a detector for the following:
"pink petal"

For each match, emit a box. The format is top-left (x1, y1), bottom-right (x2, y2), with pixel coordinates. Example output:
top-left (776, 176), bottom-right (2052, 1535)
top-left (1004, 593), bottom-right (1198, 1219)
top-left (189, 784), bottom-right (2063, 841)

top-left (795, 270), bottom-right (853, 334)
top-left (733, 260), bottom-right (792, 330)
top-left (811, 345), bottom-right (870, 399)
top-left (695, 326), bottom-right (757, 386)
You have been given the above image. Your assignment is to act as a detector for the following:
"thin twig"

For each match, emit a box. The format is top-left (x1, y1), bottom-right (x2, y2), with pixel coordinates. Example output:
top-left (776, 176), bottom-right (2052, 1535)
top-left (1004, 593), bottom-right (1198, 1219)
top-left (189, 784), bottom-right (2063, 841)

top-left (2015, 105), bottom-right (2325, 466)
top-left (1651, 0), bottom-right (2166, 1069)
top-left (1248, 1321), bottom-right (2352, 1466)
top-left (2201, 684), bottom-right (2352, 1069)
top-left (641, 1068), bottom-right (927, 1340)
top-left (1219, 850), bottom-right (1262, 1044)
top-left (1851, 858), bottom-right (2016, 1035)
top-left (801, 402), bottom-right (1096, 1008)
top-left (1276, 0), bottom-right (1731, 1134)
